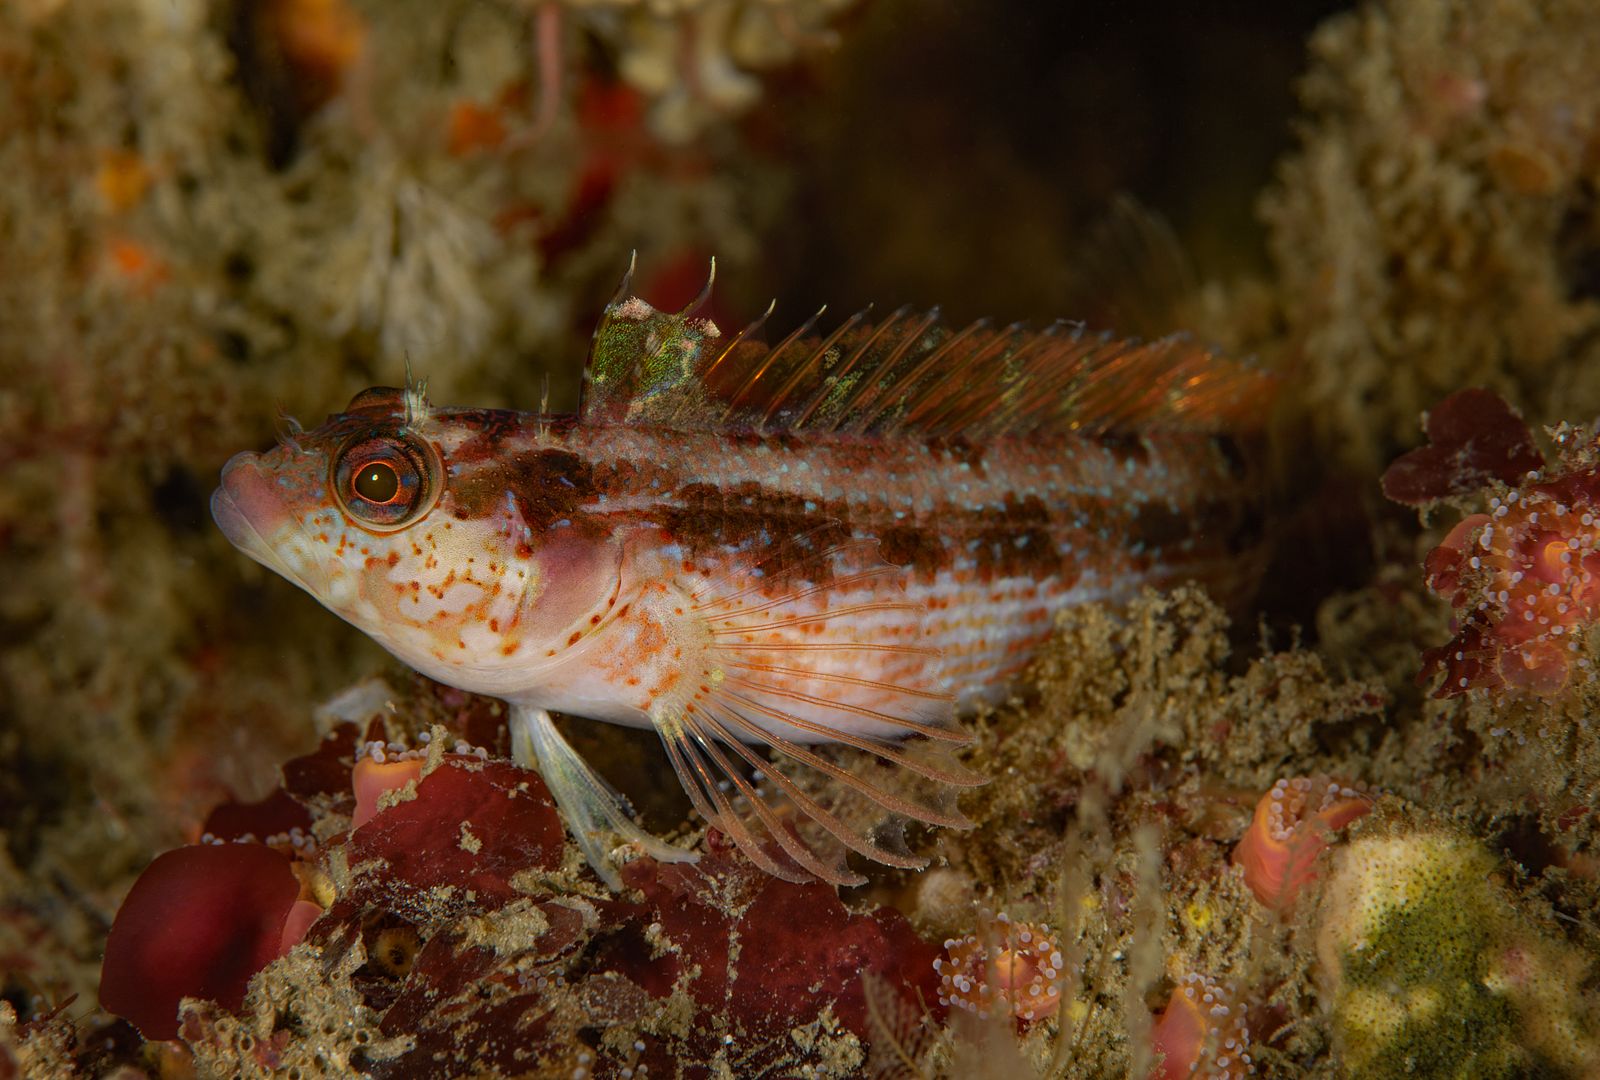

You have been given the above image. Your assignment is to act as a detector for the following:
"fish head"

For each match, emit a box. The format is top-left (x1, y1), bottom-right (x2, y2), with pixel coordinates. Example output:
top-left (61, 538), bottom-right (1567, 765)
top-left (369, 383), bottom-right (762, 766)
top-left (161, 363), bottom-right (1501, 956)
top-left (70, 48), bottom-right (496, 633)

top-left (211, 386), bottom-right (620, 693)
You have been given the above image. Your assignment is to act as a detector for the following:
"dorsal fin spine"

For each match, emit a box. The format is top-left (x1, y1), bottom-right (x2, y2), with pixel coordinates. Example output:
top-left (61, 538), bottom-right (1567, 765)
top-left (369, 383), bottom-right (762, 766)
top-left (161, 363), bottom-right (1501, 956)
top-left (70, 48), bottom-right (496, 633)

top-left (702, 299), bottom-right (775, 383)
top-left (1057, 336), bottom-right (1145, 432)
top-left (894, 325), bottom-right (1018, 436)
top-left (864, 317), bottom-right (990, 439)
top-left (609, 250), bottom-right (638, 306)
top-left (581, 261), bottom-right (1275, 437)
top-left (791, 306), bottom-right (914, 430)
top-left (1009, 331), bottom-right (1119, 436)
top-left (903, 322), bottom-right (1032, 436)
top-left (679, 256), bottom-right (716, 317)
top-left (975, 325), bottom-right (1089, 437)
top-left (757, 307), bottom-right (870, 431)
top-left (719, 304), bottom-right (822, 426)
top-left (831, 308), bottom-right (941, 435)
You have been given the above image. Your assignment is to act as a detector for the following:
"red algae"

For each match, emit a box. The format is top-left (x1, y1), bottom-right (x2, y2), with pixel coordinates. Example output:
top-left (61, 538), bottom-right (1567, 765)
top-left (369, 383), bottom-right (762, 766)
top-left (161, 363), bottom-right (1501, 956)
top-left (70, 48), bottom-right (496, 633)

top-left (201, 788), bottom-right (313, 846)
top-left (100, 844), bottom-right (304, 1041)
top-left (1231, 775), bottom-right (1372, 911)
top-left (341, 756), bottom-right (567, 916)
top-left (98, 715), bottom-right (942, 1076)
top-left (603, 854), bottom-right (943, 1045)
top-left (1380, 389), bottom-right (1544, 508)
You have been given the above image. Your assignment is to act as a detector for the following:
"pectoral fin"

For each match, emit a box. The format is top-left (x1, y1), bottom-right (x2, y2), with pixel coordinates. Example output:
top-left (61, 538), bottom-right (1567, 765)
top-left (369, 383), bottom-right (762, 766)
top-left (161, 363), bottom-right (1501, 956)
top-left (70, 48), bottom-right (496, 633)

top-left (649, 526), bottom-right (986, 887)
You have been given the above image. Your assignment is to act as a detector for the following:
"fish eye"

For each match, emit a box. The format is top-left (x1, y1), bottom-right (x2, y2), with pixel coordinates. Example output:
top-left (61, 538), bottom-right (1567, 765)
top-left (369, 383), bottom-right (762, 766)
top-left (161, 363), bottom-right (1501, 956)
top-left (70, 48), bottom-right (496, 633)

top-left (353, 461), bottom-right (401, 504)
top-left (331, 431), bottom-right (441, 531)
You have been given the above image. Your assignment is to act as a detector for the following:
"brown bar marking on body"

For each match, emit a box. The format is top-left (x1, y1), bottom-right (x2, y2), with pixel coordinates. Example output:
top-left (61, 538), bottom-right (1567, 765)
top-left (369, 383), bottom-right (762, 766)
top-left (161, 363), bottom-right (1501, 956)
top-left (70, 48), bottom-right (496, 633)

top-left (928, 435), bottom-right (987, 478)
top-left (1096, 431), bottom-right (1151, 468)
top-left (446, 449), bottom-right (604, 537)
top-left (1129, 500), bottom-right (1191, 551)
top-left (588, 454), bottom-right (681, 501)
top-left (971, 494), bottom-right (1058, 580)
top-left (450, 411), bottom-right (572, 467)
top-left (877, 523), bottom-right (951, 579)
top-left (658, 481), bottom-right (854, 585)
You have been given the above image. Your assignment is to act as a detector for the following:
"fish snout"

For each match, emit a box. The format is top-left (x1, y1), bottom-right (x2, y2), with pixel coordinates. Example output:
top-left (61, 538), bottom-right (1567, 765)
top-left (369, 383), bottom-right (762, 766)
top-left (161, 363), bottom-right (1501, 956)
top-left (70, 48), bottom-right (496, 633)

top-left (212, 451), bottom-right (338, 599)
top-left (211, 451), bottom-right (317, 568)
top-left (212, 453), bottom-right (277, 546)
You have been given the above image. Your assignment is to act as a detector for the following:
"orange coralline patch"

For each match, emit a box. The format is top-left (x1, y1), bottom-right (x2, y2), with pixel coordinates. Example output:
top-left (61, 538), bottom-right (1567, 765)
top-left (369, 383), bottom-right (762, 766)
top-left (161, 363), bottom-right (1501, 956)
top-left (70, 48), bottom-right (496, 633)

top-left (446, 83), bottom-right (530, 158)
top-left (1150, 973), bottom-right (1254, 1079)
top-left (262, 0), bottom-right (365, 112)
top-left (934, 912), bottom-right (1063, 1022)
top-left (1232, 775), bottom-right (1371, 911)
top-left (271, 0), bottom-right (364, 75)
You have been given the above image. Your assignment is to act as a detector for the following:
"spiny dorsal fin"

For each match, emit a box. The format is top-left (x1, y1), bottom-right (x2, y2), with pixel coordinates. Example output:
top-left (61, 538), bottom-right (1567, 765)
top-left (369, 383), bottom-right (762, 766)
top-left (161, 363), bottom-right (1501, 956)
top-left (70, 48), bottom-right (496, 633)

top-left (582, 265), bottom-right (1273, 438)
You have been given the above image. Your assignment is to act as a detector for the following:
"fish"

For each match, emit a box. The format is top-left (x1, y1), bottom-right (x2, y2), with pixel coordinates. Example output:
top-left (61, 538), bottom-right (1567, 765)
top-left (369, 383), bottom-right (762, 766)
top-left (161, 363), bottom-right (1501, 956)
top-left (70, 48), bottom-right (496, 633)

top-left (211, 261), bottom-right (1273, 888)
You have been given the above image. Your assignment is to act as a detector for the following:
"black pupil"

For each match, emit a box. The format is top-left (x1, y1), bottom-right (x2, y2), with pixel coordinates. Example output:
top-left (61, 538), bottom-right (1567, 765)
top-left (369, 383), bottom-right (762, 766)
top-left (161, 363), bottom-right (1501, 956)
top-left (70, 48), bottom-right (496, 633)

top-left (354, 461), bottom-right (400, 503)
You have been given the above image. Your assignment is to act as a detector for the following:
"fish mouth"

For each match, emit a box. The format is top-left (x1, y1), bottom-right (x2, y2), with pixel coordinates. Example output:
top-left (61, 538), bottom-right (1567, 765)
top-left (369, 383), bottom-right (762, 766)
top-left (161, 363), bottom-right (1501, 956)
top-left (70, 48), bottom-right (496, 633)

top-left (212, 453), bottom-right (328, 597)
top-left (210, 480), bottom-right (262, 556)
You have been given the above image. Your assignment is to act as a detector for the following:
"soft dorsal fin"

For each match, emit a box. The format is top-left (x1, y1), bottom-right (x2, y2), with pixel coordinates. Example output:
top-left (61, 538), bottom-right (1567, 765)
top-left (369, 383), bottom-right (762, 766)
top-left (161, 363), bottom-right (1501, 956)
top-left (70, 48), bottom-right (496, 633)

top-left (581, 262), bottom-right (1273, 439)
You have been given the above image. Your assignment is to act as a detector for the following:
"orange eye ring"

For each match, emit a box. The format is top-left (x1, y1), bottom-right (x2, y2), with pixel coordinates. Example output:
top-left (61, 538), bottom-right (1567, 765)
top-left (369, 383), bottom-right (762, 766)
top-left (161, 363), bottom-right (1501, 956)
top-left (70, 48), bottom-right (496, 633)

top-left (330, 430), bottom-right (441, 531)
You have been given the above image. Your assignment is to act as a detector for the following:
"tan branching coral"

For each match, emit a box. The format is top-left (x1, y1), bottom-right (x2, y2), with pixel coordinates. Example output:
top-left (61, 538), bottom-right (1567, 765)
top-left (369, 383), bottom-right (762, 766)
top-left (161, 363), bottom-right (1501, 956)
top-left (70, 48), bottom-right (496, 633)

top-left (1264, 0), bottom-right (1600, 474)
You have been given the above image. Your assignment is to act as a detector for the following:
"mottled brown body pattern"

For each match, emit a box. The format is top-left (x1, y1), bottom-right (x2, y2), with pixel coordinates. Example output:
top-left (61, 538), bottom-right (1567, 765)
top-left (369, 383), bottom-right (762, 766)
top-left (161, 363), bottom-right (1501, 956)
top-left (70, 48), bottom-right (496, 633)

top-left (493, 423), bottom-right (1263, 598)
